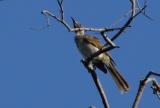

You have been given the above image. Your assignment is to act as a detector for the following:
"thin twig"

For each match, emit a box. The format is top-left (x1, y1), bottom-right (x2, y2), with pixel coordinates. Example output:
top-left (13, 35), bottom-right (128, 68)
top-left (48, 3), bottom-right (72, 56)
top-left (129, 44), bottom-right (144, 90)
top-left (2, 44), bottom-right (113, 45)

top-left (132, 71), bottom-right (160, 108)
top-left (57, 0), bottom-right (64, 20)
top-left (41, 9), bottom-right (72, 31)
top-left (41, 0), bottom-right (134, 33)
top-left (111, 4), bottom-right (147, 41)
top-left (136, 0), bottom-right (153, 21)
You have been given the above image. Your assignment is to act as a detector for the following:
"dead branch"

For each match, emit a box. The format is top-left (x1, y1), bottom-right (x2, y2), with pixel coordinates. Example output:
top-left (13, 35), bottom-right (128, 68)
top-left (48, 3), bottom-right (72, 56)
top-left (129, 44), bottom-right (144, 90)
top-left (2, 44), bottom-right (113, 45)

top-left (132, 71), bottom-right (160, 108)
top-left (41, 9), bottom-right (72, 31)
top-left (82, 60), bottom-right (110, 108)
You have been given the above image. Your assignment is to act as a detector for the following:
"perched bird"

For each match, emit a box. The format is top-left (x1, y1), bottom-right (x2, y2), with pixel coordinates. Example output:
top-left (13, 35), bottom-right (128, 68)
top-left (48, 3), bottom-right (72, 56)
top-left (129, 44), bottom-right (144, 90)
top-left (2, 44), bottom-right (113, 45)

top-left (72, 18), bottom-right (129, 92)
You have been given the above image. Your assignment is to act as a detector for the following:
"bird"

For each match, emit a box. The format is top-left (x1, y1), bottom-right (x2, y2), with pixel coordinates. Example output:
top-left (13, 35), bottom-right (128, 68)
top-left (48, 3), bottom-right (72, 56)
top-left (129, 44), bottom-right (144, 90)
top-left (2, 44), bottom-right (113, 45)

top-left (72, 18), bottom-right (129, 92)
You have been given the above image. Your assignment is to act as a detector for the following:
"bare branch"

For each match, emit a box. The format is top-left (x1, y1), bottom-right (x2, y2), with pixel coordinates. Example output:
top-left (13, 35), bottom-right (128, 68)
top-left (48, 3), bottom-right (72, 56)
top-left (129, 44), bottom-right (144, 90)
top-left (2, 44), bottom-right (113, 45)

top-left (71, 27), bottom-right (127, 33)
top-left (57, 0), bottom-right (64, 20)
top-left (41, 0), bottom-right (133, 33)
top-left (41, 0), bottom-right (147, 37)
top-left (41, 10), bottom-right (129, 33)
top-left (132, 71), bottom-right (160, 108)
top-left (82, 60), bottom-right (110, 108)
top-left (41, 9), bottom-right (72, 31)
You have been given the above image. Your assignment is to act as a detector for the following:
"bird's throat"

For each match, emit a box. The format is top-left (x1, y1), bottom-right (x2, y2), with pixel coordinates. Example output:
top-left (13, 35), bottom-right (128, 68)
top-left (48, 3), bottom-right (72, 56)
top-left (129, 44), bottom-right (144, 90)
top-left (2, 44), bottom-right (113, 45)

top-left (76, 31), bottom-right (85, 36)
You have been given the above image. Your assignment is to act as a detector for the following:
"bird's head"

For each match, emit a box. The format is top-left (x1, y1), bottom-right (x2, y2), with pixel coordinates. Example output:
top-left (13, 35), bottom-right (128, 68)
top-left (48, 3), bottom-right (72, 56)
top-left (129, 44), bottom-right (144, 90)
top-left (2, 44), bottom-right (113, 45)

top-left (71, 17), bottom-right (85, 36)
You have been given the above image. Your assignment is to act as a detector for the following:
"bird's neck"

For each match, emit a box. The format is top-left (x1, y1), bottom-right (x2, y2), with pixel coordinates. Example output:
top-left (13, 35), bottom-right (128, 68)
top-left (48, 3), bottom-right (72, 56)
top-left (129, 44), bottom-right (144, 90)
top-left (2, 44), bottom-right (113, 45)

top-left (76, 30), bottom-right (85, 36)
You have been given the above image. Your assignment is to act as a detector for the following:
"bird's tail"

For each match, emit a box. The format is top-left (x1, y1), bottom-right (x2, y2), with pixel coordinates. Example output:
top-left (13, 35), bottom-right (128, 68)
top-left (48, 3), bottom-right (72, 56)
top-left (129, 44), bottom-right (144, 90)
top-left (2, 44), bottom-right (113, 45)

top-left (106, 62), bottom-right (129, 92)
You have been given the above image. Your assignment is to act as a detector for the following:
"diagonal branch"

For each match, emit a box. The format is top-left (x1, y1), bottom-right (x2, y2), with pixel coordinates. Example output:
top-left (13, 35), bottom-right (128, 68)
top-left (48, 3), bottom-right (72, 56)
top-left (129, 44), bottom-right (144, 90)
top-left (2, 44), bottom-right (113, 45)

top-left (111, 3), bottom-right (147, 41)
top-left (132, 71), bottom-right (160, 108)
top-left (82, 60), bottom-right (110, 108)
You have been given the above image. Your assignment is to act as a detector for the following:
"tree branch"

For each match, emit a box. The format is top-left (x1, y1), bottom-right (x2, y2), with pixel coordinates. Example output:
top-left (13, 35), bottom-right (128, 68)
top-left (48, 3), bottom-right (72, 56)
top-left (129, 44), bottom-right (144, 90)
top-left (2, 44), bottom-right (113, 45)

top-left (41, 9), bottom-right (129, 33)
top-left (111, 3), bottom-right (147, 41)
top-left (41, 9), bottom-right (72, 32)
top-left (82, 60), bottom-right (110, 108)
top-left (41, 0), bottom-right (136, 33)
top-left (132, 71), bottom-right (160, 108)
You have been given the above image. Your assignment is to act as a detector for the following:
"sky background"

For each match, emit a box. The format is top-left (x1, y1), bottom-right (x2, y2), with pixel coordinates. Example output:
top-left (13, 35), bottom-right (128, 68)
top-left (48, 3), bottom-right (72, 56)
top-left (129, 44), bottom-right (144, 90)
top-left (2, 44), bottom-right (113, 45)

top-left (0, 0), bottom-right (160, 108)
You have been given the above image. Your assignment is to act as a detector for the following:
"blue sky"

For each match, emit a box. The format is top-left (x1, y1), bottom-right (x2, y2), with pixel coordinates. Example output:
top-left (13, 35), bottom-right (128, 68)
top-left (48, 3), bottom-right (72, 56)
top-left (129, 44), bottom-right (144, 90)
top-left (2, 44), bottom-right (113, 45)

top-left (0, 0), bottom-right (160, 108)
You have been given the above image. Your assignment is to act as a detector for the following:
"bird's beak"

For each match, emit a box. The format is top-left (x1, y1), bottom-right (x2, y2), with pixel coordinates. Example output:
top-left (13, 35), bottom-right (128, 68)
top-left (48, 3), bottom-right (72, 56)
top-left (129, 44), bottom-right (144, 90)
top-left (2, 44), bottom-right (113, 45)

top-left (71, 17), bottom-right (76, 25)
top-left (71, 17), bottom-right (81, 28)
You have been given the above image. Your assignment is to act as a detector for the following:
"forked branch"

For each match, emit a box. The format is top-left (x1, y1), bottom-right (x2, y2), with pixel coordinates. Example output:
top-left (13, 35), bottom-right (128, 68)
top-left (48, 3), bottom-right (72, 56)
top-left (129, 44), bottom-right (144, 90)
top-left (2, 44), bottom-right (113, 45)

top-left (111, 0), bottom-right (147, 41)
top-left (132, 71), bottom-right (160, 108)
top-left (41, 9), bottom-right (128, 33)
top-left (41, 0), bottom-right (144, 34)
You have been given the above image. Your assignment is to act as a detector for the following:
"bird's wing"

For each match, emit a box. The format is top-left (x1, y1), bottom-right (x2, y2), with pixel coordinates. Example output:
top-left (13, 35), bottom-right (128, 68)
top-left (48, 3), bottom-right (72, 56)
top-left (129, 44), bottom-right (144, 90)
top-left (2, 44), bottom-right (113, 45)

top-left (83, 35), bottom-right (103, 49)
top-left (82, 35), bottom-right (109, 73)
top-left (83, 36), bottom-right (129, 92)
top-left (83, 35), bottom-right (116, 65)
